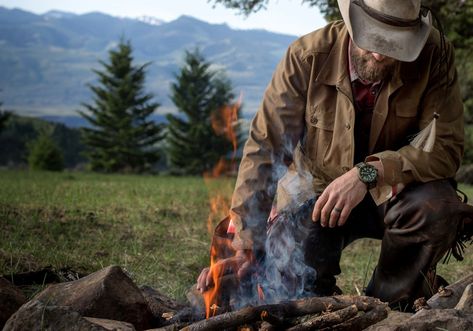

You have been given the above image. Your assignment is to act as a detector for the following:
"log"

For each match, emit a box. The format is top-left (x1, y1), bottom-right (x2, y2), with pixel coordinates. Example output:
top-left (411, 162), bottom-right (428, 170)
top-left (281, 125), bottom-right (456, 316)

top-left (321, 303), bottom-right (388, 331)
top-left (180, 295), bottom-right (386, 331)
top-left (427, 273), bottom-right (473, 309)
top-left (286, 304), bottom-right (358, 331)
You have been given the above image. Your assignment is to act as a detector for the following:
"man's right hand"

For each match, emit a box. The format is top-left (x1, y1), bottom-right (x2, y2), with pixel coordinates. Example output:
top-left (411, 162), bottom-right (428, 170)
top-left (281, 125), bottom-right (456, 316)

top-left (196, 249), bottom-right (253, 293)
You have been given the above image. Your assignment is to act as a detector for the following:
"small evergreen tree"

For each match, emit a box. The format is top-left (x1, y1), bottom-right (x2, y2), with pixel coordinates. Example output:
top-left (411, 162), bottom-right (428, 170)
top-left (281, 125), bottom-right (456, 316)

top-left (27, 133), bottom-right (64, 171)
top-left (167, 49), bottom-right (240, 175)
top-left (79, 39), bottom-right (164, 173)
top-left (0, 101), bottom-right (11, 133)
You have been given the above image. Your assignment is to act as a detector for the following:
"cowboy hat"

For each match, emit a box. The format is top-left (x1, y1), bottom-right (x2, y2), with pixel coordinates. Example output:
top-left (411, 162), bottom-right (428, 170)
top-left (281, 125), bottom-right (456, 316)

top-left (338, 0), bottom-right (432, 62)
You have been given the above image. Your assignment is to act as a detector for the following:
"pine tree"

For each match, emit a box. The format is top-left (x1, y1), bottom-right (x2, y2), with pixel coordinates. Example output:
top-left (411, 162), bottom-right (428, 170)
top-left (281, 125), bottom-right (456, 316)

top-left (0, 101), bottom-right (11, 133)
top-left (79, 39), bottom-right (164, 173)
top-left (27, 132), bottom-right (64, 171)
top-left (167, 49), bottom-right (240, 175)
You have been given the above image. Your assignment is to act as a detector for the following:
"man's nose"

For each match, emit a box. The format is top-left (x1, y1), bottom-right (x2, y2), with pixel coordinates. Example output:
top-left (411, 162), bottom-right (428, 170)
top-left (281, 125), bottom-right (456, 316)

top-left (371, 52), bottom-right (386, 61)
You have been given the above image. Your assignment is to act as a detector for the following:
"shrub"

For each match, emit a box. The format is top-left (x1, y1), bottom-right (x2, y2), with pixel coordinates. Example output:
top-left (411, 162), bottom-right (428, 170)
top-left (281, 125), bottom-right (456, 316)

top-left (27, 133), bottom-right (64, 171)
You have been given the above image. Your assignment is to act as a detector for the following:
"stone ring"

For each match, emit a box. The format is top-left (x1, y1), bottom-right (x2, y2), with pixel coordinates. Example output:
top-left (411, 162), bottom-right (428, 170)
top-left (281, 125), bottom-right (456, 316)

top-left (332, 207), bottom-right (343, 213)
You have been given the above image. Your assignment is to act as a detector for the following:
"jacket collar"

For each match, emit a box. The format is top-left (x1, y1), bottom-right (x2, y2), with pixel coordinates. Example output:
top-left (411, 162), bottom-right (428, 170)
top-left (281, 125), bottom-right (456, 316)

top-left (315, 24), bottom-right (350, 88)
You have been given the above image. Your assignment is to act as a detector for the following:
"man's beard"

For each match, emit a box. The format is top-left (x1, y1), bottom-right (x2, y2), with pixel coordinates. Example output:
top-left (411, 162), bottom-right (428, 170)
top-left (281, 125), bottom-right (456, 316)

top-left (350, 46), bottom-right (396, 83)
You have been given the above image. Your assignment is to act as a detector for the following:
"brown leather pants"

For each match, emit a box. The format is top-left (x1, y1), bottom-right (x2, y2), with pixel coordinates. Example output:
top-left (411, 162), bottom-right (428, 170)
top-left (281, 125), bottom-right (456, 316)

top-left (303, 179), bottom-right (467, 308)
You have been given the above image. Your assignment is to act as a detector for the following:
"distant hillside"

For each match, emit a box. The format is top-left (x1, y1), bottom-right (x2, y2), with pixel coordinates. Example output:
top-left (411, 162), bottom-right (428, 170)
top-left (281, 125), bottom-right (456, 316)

top-left (0, 6), bottom-right (299, 122)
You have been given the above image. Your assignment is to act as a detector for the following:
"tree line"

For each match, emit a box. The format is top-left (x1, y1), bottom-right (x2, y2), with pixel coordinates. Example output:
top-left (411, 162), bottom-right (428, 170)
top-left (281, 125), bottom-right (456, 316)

top-left (0, 40), bottom-right (242, 175)
top-left (1, 1), bottom-right (472, 172)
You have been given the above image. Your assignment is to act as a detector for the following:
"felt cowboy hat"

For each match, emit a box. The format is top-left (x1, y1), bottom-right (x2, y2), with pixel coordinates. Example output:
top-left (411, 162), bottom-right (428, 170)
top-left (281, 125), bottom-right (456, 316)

top-left (337, 0), bottom-right (433, 62)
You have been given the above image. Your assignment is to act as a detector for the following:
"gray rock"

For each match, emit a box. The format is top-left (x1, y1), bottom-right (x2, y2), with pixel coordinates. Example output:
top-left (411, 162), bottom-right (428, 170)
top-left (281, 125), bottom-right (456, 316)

top-left (3, 300), bottom-right (107, 331)
top-left (84, 317), bottom-right (136, 331)
top-left (0, 277), bottom-right (27, 329)
top-left (367, 309), bottom-right (473, 331)
top-left (455, 283), bottom-right (473, 313)
top-left (33, 265), bottom-right (154, 330)
top-left (427, 273), bottom-right (473, 309)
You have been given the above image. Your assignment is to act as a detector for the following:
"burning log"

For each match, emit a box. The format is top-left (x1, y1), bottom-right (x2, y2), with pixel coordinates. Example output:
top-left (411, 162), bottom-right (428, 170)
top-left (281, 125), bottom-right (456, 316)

top-left (180, 295), bottom-right (388, 331)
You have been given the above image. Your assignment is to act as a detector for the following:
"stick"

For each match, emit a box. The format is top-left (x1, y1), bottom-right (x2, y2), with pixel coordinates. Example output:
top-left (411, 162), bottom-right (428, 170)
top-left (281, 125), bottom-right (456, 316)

top-left (286, 304), bottom-right (358, 331)
top-left (180, 295), bottom-right (386, 331)
top-left (321, 303), bottom-right (388, 331)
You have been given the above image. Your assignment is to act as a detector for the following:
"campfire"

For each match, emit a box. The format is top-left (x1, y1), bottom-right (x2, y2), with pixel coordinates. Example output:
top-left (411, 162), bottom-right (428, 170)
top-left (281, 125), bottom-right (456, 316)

top-left (187, 100), bottom-right (390, 330)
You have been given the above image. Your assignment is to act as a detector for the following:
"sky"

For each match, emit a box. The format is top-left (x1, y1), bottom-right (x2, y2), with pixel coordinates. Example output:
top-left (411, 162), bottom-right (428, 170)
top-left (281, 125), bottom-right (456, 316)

top-left (0, 0), bottom-right (326, 36)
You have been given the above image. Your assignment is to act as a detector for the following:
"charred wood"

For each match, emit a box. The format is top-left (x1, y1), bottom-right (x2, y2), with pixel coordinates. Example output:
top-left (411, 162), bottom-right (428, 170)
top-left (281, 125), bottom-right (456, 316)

top-left (321, 303), bottom-right (388, 331)
top-left (286, 304), bottom-right (358, 331)
top-left (180, 295), bottom-right (387, 331)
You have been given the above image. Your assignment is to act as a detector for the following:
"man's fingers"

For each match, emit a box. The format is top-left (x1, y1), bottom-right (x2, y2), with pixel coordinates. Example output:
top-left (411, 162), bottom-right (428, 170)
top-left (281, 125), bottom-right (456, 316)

top-left (320, 197), bottom-right (337, 227)
top-left (197, 267), bottom-right (210, 292)
top-left (312, 192), bottom-right (328, 222)
top-left (328, 205), bottom-right (343, 228)
top-left (336, 205), bottom-right (351, 227)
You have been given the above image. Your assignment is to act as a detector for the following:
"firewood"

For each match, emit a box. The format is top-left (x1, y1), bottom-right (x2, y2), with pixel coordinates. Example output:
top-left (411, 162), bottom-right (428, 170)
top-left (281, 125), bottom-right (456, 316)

top-left (259, 309), bottom-right (286, 327)
top-left (427, 273), bottom-right (473, 309)
top-left (180, 295), bottom-right (386, 331)
top-left (285, 304), bottom-right (358, 331)
top-left (321, 303), bottom-right (388, 331)
top-left (258, 321), bottom-right (276, 331)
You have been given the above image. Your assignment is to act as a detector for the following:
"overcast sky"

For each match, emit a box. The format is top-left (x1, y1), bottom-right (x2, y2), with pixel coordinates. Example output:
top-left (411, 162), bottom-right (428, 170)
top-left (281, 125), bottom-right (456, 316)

top-left (0, 0), bottom-right (326, 36)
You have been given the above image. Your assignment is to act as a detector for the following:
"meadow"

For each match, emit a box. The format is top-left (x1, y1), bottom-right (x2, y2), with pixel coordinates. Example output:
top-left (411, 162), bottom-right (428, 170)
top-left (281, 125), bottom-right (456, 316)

top-left (0, 170), bottom-right (471, 301)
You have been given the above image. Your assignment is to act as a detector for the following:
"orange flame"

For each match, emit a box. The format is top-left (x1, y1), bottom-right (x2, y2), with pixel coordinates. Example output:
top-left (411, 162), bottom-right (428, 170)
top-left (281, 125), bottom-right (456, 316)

top-left (202, 246), bottom-right (225, 318)
top-left (257, 284), bottom-right (265, 302)
top-left (202, 96), bottom-right (242, 319)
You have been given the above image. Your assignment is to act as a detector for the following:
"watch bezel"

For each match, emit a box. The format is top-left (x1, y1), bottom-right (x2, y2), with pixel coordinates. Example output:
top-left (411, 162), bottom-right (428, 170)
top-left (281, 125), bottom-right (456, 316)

top-left (355, 162), bottom-right (378, 189)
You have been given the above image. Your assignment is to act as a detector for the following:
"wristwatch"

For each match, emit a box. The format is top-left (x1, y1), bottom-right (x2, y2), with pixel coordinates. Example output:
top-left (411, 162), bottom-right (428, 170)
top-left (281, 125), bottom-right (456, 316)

top-left (355, 162), bottom-right (378, 190)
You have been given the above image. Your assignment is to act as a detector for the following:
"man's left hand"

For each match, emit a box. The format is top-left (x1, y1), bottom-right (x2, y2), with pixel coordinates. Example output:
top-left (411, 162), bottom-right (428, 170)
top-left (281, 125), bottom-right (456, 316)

top-left (312, 167), bottom-right (367, 228)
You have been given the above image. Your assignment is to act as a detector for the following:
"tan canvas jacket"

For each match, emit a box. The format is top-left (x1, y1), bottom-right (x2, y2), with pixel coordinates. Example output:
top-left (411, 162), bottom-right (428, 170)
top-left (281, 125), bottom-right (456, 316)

top-left (230, 21), bottom-right (464, 251)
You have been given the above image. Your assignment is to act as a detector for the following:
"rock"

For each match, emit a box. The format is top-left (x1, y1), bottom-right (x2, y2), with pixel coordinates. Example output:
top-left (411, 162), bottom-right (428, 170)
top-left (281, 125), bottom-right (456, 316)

top-left (33, 265), bottom-right (154, 330)
top-left (366, 308), bottom-right (473, 331)
top-left (402, 309), bottom-right (473, 331)
top-left (0, 276), bottom-right (27, 329)
top-left (84, 317), bottom-right (136, 331)
top-left (455, 283), bottom-right (473, 313)
top-left (3, 299), bottom-right (108, 331)
top-left (427, 273), bottom-right (473, 309)
top-left (140, 285), bottom-right (186, 324)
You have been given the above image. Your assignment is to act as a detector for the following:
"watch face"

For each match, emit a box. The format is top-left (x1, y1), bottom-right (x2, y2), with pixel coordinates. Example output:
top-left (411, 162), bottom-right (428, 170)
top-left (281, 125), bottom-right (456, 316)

top-left (360, 165), bottom-right (377, 183)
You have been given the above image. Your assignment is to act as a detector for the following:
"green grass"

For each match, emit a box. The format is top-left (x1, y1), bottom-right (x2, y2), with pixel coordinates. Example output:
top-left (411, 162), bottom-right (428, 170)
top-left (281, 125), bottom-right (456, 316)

top-left (0, 170), bottom-right (471, 301)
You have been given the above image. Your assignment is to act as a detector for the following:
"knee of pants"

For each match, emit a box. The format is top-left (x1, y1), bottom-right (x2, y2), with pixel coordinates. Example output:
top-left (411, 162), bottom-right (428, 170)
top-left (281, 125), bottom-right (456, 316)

top-left (384, 181), bottom-right (459, 245)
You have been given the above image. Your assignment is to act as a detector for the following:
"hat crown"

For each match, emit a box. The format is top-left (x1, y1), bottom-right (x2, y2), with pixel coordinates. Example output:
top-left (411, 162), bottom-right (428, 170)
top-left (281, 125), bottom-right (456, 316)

top-left (363, 0), bottom-right (420, 20)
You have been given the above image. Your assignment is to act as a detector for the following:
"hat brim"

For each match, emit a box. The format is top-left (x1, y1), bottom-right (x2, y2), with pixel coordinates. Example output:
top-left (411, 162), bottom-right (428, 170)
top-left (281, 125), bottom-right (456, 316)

top-left (338, 0), bottom-right (432, 62)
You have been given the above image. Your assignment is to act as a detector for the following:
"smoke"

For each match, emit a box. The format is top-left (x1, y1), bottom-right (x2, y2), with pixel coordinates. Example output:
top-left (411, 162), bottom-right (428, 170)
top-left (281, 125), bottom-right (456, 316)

top-left (229, 140), bottom-right (318, 308)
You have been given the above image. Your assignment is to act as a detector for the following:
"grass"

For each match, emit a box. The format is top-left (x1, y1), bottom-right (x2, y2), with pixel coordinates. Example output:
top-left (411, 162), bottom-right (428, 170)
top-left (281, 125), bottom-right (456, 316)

top-left (0, 170), bottom-right (472, 301)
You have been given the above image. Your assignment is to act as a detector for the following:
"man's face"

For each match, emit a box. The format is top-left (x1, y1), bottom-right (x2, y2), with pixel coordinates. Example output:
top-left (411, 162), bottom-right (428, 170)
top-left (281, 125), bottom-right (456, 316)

top-left (350, 42), bottom-right (397, 83)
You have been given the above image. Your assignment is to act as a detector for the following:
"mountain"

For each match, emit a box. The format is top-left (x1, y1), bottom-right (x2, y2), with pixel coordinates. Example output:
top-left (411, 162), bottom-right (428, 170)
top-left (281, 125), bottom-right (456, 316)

top-left (0, 7), bottom-right (301, 123)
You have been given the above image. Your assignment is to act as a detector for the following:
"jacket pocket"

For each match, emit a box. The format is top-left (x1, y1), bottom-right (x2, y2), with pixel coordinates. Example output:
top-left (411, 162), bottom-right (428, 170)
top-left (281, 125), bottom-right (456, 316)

top-left (304, 105), bottom-right (335, 169)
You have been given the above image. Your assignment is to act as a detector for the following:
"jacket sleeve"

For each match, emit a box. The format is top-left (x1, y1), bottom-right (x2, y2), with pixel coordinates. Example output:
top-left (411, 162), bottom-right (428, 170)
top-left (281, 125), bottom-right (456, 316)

top-left (367, 38), bottom-right (464, 205)
top-left (230, 43), bottom-right (310, 252)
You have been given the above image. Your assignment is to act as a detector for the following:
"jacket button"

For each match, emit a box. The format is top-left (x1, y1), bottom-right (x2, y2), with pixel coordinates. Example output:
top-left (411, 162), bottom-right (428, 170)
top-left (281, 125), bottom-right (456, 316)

top-left (311, 116), bottom-right (318, 124)
top-left (345, 123), bottom-right (351, 130)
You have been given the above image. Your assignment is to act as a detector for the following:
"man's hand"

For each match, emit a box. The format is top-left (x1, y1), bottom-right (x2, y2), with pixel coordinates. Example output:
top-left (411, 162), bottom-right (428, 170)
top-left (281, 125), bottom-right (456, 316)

top-left (312, 167), bottom-right (367, 228)
top-left (196, 249), bottom-right (253, 293)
